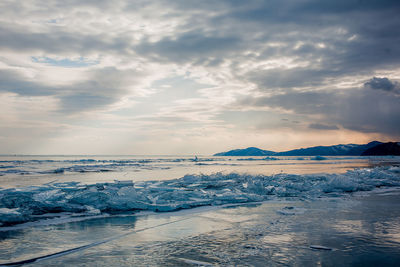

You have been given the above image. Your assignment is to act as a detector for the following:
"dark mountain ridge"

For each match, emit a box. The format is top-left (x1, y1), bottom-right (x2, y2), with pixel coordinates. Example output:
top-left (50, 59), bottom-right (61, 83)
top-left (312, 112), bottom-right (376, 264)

top-left (214, 147), bottom-right (275, 156)
top-left (361, 142), bottom-right (400, 156)
top-left (275, 141), bottom-right (382, 156)
top-left (214, 141), bottom-right (399, 156)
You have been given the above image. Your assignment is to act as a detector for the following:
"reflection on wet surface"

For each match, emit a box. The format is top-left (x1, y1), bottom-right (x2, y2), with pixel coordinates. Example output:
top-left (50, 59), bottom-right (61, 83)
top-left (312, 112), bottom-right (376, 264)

top-left (1, 190), bottom-right (400, 266)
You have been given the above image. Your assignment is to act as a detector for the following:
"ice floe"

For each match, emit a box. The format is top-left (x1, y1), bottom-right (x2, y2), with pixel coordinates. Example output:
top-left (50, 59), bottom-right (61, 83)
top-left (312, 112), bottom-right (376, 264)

top-left (1, 166), bottom-right (400, 226)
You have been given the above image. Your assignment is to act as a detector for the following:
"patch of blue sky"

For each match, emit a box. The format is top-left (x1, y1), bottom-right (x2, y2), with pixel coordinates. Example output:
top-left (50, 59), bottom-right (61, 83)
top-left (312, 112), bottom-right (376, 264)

top-left (46, 19), bottom-right (58, 24)
top-left (31, 56), bottom-right (99, 68)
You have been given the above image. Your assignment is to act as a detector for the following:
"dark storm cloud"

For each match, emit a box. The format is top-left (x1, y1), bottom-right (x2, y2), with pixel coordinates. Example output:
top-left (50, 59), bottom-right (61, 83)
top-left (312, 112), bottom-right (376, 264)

top-left (364, 77), bottom-right (400, 92)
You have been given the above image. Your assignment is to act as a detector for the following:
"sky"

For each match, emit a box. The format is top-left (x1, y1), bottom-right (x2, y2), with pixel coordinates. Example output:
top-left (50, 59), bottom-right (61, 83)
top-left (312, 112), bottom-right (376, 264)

top-left (0, 0), bottom-right (399, 155)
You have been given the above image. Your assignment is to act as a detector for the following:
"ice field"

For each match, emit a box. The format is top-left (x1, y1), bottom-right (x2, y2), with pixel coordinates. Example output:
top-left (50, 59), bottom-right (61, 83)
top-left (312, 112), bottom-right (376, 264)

top-left (1, 155), bottom-right (400, 266)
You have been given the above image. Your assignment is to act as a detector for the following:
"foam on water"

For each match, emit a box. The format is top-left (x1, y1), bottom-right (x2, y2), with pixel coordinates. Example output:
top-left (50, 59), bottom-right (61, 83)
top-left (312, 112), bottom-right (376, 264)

top-left (1, 166), bottom-right (400, 227)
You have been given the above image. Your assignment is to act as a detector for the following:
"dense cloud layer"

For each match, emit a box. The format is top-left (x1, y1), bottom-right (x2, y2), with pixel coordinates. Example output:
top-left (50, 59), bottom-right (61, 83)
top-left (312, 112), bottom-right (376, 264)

top-left (0, 0), bottom-right (399, 153)
top-left (239, 83), bottom-right (400, 135)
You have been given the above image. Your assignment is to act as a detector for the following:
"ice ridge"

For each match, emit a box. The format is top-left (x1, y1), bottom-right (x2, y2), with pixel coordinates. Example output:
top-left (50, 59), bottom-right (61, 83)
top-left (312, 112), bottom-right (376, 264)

top-left (1, 166), bottom-right (399, 226)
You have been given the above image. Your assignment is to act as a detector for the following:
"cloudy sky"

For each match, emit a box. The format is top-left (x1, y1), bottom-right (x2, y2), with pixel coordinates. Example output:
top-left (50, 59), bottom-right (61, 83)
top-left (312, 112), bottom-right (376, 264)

top-left (0, 0), bottom-right (399, 155)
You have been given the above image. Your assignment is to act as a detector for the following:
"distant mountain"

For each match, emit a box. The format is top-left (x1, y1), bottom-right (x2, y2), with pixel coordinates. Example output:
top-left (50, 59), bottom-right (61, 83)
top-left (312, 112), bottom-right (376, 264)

top-left (214, 141), bottom-right (387, 156)
top-left (214, 147), bottom-right (276, 156)
top-left (345, 141), bottom-right (382, 155)
top-left (361, 142), bottom-right (400, 156)
top-left (275, 141), bottom-right (382, 156)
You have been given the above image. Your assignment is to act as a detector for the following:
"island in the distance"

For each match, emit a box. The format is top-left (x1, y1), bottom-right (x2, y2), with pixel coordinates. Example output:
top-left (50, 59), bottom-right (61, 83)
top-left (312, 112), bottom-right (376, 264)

top-left (214, 141), bottom-right (400, 156)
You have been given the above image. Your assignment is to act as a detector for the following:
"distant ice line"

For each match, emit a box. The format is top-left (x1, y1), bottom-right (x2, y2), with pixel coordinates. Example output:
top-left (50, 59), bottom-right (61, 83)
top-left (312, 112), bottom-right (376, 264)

top-left (0, 156), bottom-right (376, 176)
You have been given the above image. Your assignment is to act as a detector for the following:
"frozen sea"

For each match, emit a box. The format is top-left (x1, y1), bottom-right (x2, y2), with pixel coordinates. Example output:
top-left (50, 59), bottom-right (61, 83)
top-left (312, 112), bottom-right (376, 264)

top-left (1, 155), bottom-right (400, 266)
